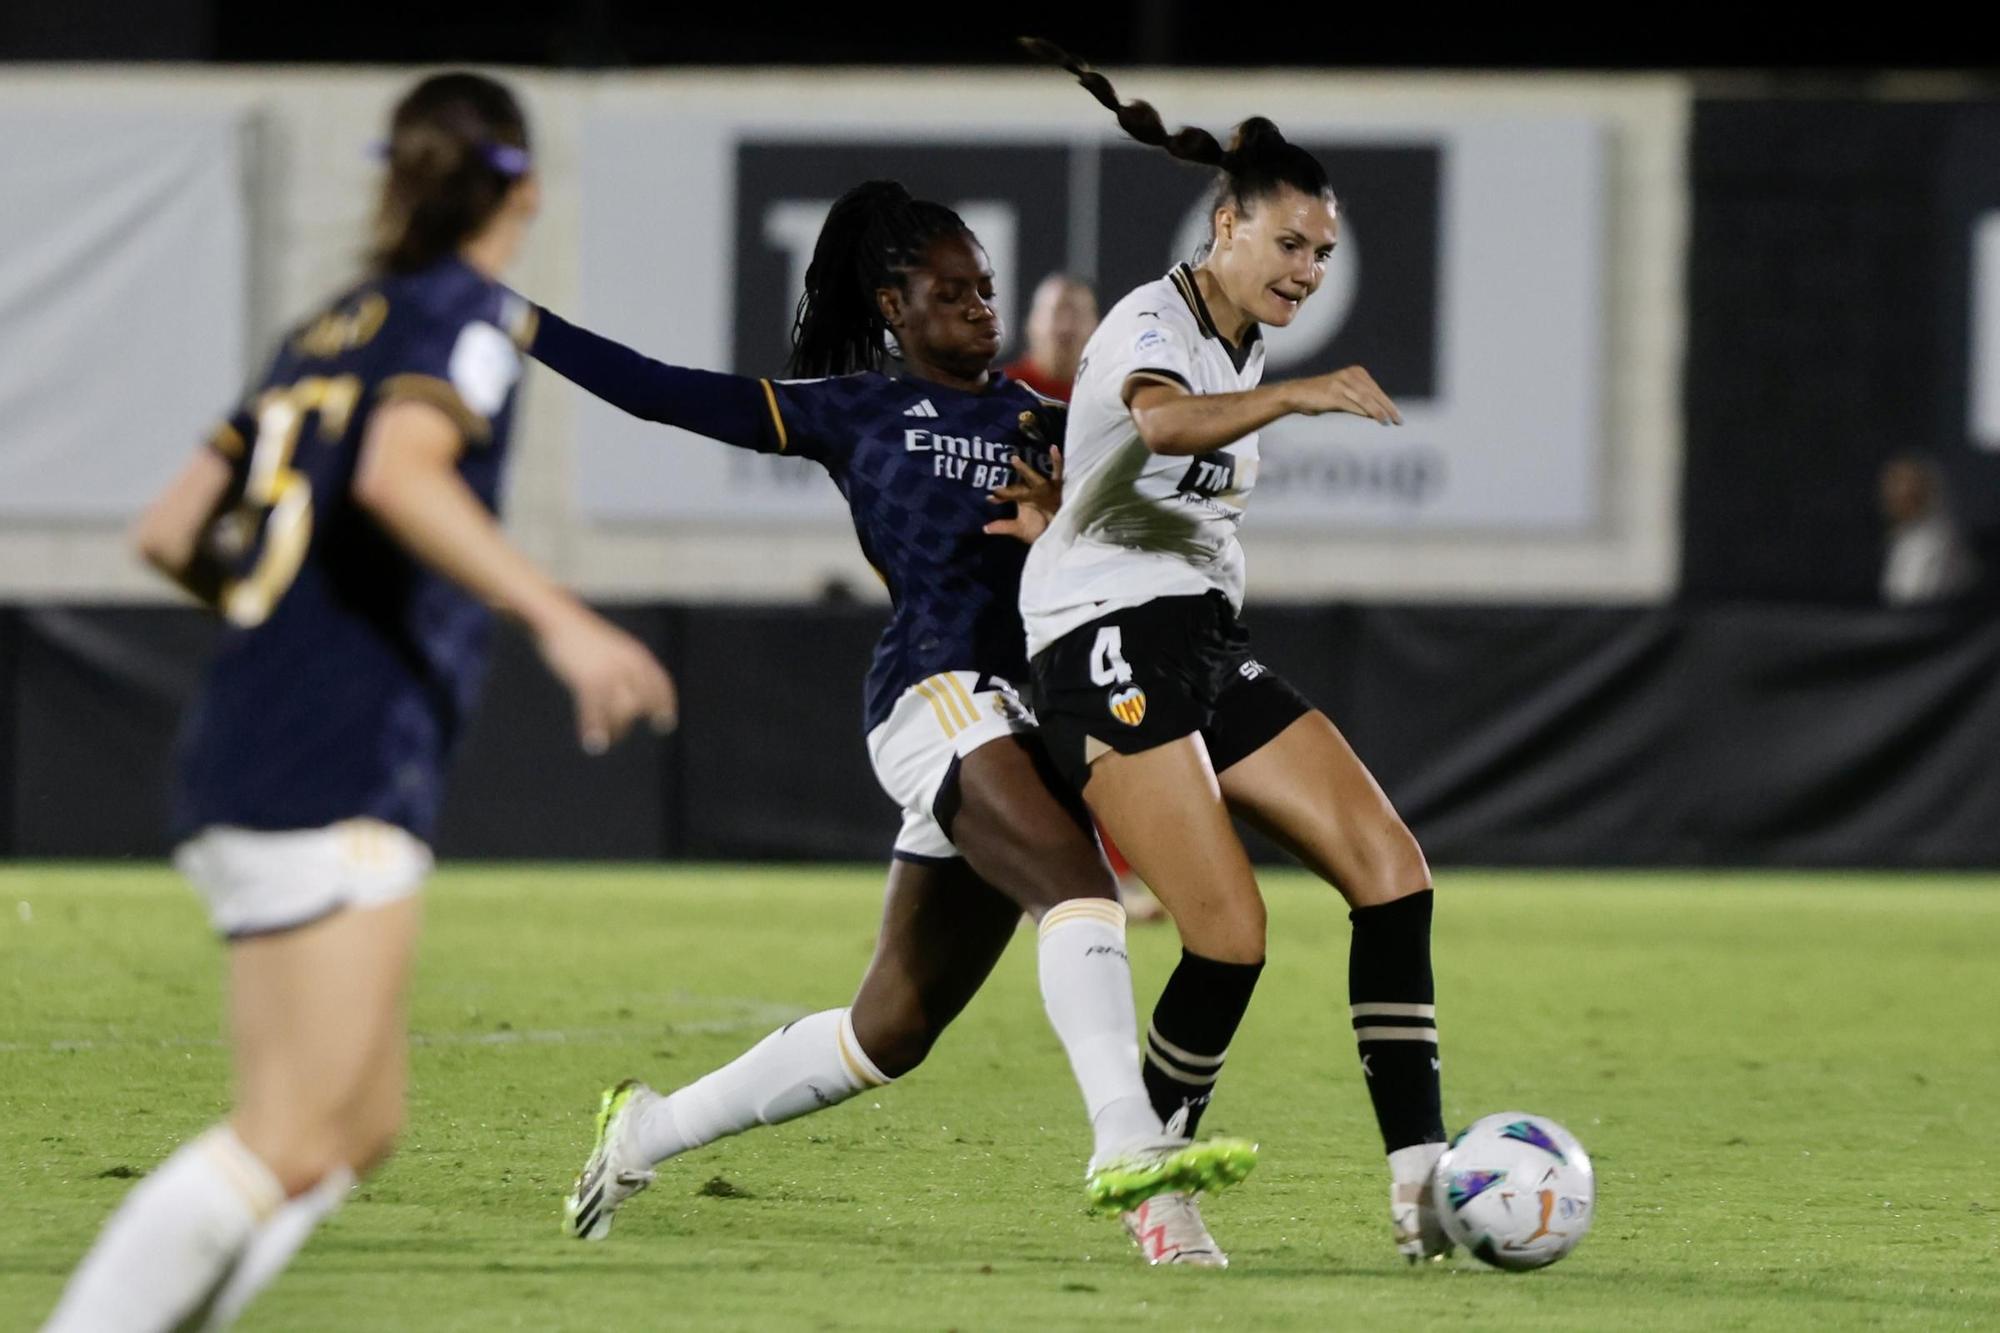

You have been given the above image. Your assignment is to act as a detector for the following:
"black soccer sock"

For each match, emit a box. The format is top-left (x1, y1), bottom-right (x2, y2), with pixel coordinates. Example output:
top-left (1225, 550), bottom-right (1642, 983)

top-left (1142, 949), bottom-right (1264, 1138)
top-left (1349, 889), bottom-right (1446, 1153)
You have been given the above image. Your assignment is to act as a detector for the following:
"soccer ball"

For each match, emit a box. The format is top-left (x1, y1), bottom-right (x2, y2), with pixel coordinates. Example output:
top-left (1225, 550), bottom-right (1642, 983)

top-left (1431, 1112), bottom-right (1595, 1271)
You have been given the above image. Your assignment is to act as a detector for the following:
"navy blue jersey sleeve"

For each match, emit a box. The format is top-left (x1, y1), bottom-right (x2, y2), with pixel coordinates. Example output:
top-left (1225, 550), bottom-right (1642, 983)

top-left (374, 295), bottom-right (529, 448)
top-left (529, 306), bottom-right (822, 458)
top-left (761, 376), bottom-right (865, 467)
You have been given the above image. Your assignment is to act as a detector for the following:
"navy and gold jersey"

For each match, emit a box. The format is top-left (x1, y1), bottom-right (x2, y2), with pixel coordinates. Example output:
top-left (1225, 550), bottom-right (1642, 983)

top-left (763, 372), bottom-right (1062, 730)
top-left (174, 256), bottom-right (536, 843)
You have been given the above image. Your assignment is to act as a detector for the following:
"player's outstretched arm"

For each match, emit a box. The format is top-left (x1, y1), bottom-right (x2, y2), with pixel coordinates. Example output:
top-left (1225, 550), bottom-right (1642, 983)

top-left (131, 446), bottom-right (237, 609)
top-left (528, 306), bottom-right (781, 452)
top-left (1127, 366), bottom-right (1402, 457)
top-left (354, 399), bottom-right (677, 752)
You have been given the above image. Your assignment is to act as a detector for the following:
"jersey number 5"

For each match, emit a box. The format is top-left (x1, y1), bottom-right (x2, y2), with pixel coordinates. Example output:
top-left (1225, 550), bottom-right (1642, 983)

top-left (1088, 626), bottom-right (1135, 686)
top-left (219, 375), bottom-right (361, 628)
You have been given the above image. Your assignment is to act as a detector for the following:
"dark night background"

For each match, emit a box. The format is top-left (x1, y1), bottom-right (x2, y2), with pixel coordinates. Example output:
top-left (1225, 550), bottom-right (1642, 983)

top-left (0, 2), bottom-right (1988, 72)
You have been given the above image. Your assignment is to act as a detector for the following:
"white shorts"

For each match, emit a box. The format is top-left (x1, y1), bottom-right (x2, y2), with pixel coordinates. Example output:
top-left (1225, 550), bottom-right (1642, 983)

top-left (865, 671), bottom-right (1038, 861)
top-left (174, 818), bottom-right (434, 939)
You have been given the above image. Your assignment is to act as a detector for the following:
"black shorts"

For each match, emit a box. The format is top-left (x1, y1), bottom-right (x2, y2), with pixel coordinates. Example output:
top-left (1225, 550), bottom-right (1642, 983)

top-left (1028, 591), bottom-right (1314, 792)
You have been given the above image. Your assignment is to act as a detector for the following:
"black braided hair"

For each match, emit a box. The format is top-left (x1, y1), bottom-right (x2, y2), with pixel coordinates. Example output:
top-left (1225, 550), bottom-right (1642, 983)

top-left (1020, 37), bottom-right (1332, 246)
top-left (788, 180), bottom-right (970, 378)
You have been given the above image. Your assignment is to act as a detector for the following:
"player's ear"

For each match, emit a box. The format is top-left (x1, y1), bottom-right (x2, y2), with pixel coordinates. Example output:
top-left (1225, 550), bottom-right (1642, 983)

top-left (875, 285), bottom-right (904, 329)
top-left (510, 173), bottom-right (542, 221)
top-left (1212, 203), bottom-right (1237, 253)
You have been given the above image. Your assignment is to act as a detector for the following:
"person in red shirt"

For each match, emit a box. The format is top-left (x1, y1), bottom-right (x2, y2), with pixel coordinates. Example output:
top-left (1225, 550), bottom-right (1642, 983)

top-left (1004, 272), bottom-right (1099, 402)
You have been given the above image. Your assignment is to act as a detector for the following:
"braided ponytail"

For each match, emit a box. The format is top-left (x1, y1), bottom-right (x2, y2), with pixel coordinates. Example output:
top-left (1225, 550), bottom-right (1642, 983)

top-left (788, 180), bottom-right (969, 378)
top-left (1021, 37), bottom-right (1332, 241)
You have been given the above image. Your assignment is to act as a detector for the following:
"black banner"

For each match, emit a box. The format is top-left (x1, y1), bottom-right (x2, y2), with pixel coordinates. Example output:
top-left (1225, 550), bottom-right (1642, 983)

top-left (1683, 99), bottom-right (2000, 603)
top-left (8, 601), bottom-right (2000, 869)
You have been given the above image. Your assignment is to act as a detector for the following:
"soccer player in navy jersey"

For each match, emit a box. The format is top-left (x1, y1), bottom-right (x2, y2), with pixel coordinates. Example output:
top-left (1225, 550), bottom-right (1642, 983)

top-left (1022, 41), bottom-right (1451, 1264)
top-left (41, 74), bottom-right (674, 1332)
top-left (528, 180), bottom-right (1253, 1264)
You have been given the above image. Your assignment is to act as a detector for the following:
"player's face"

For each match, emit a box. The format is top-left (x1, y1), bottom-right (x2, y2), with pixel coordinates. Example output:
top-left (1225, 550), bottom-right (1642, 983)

top-left (887, 232), bottom-right (1003, 375)
top-left (1213, 185), bottom-right (1339, 328)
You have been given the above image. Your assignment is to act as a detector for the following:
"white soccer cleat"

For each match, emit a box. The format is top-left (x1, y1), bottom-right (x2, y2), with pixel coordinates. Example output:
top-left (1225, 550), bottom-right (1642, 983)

top-left (1389, 1141), bottom-right (1453, 1263)
top-left (1122, 1192), bottom-right (1229, 1268)
top-left (563, 1079), bottom-right (659, 1241)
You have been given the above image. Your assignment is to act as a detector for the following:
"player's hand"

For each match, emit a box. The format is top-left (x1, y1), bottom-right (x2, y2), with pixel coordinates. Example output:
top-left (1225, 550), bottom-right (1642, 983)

top-left (984, 447), bottom-right (1063, 544)
top-left (535, 604), bottom-right (678, 754)
top-left (1286, 366), bottom-right (1402, 425)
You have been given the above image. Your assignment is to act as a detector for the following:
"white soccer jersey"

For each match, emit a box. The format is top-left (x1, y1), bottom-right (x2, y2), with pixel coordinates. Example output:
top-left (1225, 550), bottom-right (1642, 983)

top-left (1020, 264), bottom-right (1267, 658)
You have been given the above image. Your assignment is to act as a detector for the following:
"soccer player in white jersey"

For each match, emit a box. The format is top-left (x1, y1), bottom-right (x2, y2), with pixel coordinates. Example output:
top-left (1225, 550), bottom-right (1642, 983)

top-left (1020, 41), bottom-right (1452, 1265)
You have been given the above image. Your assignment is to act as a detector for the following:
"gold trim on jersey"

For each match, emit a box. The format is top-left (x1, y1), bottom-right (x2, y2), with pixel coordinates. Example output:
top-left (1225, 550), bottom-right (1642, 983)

top-left (758, 379), bottom-right (789, 452)
top-left (1169, 264), bottom-right (1222, 340)
top-left (509, 302), bottom-right (541, 351)
top-left (292, 293), bottom-right (390, 360)
top-left (208, 421), bottom-right (247, 460)
top-left (377, 374), bottom-right (491, 446)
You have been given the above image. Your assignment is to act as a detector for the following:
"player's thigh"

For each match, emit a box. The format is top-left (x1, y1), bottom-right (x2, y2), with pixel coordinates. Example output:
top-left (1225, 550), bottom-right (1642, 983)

top-left (1083, 735), bottom-right (1266, 964)
top-left (947, 734), bottom-right (1117, 917)
top-left (848, 857), bottom-right (1022, 1072)
top-left (229, 896), bottom-right (422, 1181)
top-left (1217, 709), bottom-right (1430, 908)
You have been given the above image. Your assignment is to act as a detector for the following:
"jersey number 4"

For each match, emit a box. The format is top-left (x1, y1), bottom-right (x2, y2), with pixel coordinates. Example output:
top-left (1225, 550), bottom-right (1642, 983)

top-left (1089, 626), bottom-right (1135, 686)
top-left (219, 375), bottom-right (360, 628)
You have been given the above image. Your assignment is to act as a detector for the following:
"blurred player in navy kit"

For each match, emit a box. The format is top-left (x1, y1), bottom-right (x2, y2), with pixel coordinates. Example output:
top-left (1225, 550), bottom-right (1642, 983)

top-left (526, 179), bottom-right (1254, 1263)
top-left (42, 73), bottom-right (674, 1333)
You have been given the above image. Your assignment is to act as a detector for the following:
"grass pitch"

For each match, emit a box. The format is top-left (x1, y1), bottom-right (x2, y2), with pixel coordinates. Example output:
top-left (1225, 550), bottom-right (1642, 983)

top-left (3, 865), bottom-right (1997, 1331)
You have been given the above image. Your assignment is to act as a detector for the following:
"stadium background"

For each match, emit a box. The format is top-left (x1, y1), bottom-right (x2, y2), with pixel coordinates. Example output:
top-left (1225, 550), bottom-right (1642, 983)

top-left (3, 11), bottom-right (1998, 869)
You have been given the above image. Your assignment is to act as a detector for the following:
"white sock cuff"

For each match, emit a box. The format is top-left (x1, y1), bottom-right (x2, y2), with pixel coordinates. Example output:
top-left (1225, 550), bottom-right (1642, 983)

top-left (1038, 897), bottom-right (1127, 940)
top-left (199, 1127), bottom-right (284, 1221)
top-left (836, 1008), bottom-right (892, 1088)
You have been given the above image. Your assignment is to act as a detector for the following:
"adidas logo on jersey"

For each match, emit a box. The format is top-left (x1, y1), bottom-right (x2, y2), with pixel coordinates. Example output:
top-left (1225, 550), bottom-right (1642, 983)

top-left (903, 399), bottom-right (939, 418)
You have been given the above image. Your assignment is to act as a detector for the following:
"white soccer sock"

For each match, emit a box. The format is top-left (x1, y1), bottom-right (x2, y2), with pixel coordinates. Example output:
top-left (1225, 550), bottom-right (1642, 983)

top-left (43, 1125), bottom-right (283, 1333)
top-left (1389, 1141), bottom-right (1447, 1190)
top-left (1037, 899), bottom-right (1164, 1161)
top-left (632, 1008), bottom-right (890, 1164)
top-left (201, 1162), bottom-right (355, 1330)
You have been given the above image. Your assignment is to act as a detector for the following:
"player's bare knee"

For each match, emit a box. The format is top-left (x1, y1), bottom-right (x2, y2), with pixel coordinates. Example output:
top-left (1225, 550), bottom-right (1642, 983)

top-left (1344, 820), bottom-right (1430, 907)
top-left (1178, 901), bottom-right (1266, 966)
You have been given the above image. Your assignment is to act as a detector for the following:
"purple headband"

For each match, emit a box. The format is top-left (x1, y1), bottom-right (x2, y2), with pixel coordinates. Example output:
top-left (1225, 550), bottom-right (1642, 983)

top-left (369, 139), bottom-right (531, 178)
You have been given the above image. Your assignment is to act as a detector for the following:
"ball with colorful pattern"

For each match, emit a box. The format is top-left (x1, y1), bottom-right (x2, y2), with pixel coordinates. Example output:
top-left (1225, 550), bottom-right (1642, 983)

top-left (1431, 1111), bottom-right (1595, 1271)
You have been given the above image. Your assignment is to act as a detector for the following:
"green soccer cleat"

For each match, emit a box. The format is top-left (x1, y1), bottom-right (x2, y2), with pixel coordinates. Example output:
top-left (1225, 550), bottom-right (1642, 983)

top-left (563, 1078), bottom-right (658, 1241)
top-left (1085, 1135), bottom-right (1259, 1215)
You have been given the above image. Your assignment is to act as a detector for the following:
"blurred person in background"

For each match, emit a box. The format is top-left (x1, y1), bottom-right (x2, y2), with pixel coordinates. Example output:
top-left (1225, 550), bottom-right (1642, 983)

top-left (41, 72), bottom-right (675, 1333)
top-left (1879, 454), bottom-right (1980, 606)
top-left (1003, 272), bottom-right (1100, 402)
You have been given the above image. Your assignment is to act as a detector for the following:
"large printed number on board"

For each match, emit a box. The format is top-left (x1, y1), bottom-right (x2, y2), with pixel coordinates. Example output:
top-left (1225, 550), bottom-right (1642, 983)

top-left (219, 376), bottom-right (361, 627)
top-left (1088, 626), bottom-right (1135, 686)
